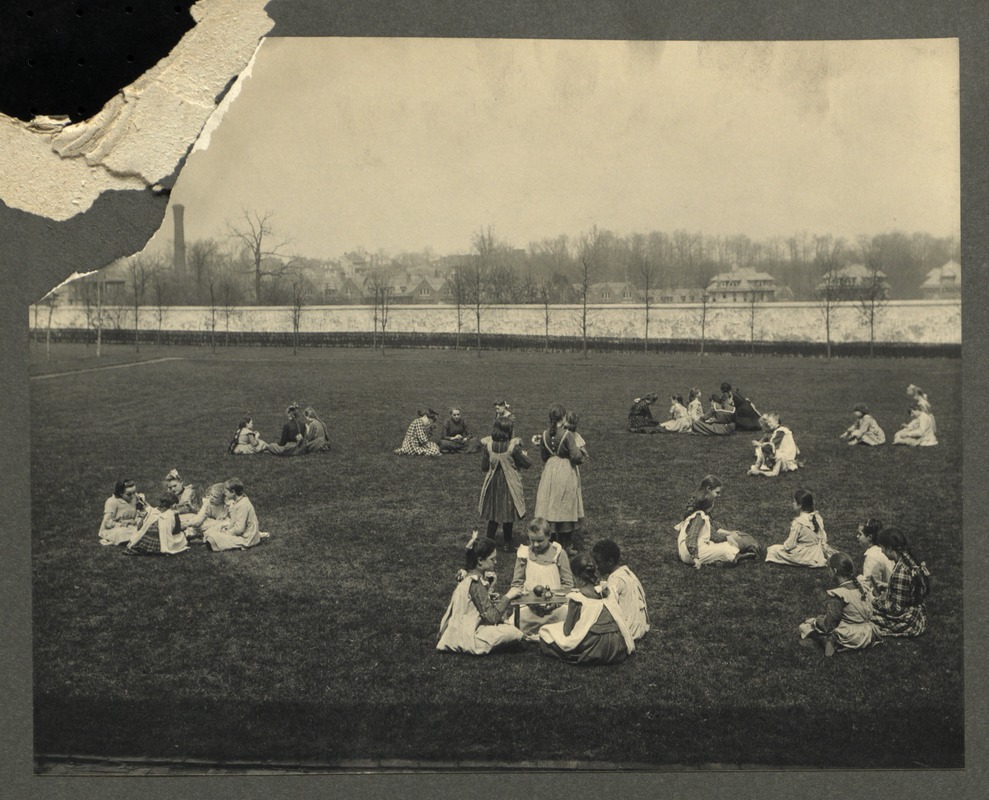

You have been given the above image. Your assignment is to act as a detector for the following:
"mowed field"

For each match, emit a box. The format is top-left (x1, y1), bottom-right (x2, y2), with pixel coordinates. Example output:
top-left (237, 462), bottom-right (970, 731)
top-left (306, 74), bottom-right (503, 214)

top-left (29, 344), bottom-right (963, 768)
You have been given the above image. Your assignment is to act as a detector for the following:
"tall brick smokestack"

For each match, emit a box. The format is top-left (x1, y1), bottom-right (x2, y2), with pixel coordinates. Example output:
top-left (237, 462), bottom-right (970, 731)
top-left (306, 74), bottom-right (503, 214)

top-left (172, 204), bottom-right (186, 276)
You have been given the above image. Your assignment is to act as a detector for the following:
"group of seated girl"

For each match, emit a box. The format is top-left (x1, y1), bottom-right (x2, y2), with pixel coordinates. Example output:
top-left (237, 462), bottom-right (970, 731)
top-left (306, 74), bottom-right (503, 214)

top-left (893, 385), bottom-right (938, 447)
top-left (231, 404), bottom-right (330, 456)
top-left (799, 524), bottom-right (931, 655)
top-left (747, 412), bottom-right (800, 476)
top-left (437, 519), bottom-right (649, 666)
top-left (100, 472), bottom-right (267, 555)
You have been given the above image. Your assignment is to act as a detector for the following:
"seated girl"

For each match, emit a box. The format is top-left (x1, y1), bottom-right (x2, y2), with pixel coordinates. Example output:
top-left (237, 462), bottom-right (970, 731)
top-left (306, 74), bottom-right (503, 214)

top-left (723, 383), bottom-right (763, 432)
top-left (659, 394), bottom-right (692, 433)
top-left (695, 475), bottom-right (764, 558)
top-left (98, 479), bottom-right (147, 546)
top-left (394, 409), bottom-right (441, 456)
top-left (627, 392), bottom-right (661, 432)
top-left (893, 405), bottom-right (938, 447)
top-left (124, 492), bottom-right (190, 556)
top-left (181, 482), bottom-right (230, 541)
top-left (686, 388), bottom-right (703, 424)
top-left (676, 491), bottom-right (756, 568)
top-left (798, 552), bottom-right (881, 656)
top-left (840, 404), bottom-right (886, 446)
top-left (231, 416), bottom-right (268, 454)
top-left (690, 395), bottom-right (736, 436)
top-left (164, 469), bottom-right (200, 527)
top-left (856, 517), bottom-right (894, 594)
top-left (765, 489), bottom-right (835, 567)
top-left (871, 527), bottom-right (931, 638)
top-left (436, 533), bottom-right (525, 655)
top-left (590, 539), bottom-right (650, 641)
top-left (203, 478), bottom-right (265, 552)
top-left (510, 517), bottom-right (575, 635)
top-left (748, 412), bottom-right (799, 476)
top-left (538, 554), bottom-right (636, 666)
top-left (299, 406), bottom-right (331, 453)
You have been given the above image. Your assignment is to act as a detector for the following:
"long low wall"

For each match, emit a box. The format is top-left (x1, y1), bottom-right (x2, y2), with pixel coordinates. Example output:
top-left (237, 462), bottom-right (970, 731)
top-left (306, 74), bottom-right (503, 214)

top-left (31, 300), bottom-right (961, 345)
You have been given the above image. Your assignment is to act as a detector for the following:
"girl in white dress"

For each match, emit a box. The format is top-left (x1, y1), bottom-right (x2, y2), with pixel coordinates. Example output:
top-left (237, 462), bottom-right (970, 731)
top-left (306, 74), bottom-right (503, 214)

top-left (799, 552), bottom-right (882, 656)
top-left (510, 518), bottom-right (575, 635)
top-left (856, 517), bottom-right (895, 594)
top-left (676, 492), bottom-right (754, 568)
top-left (660, 394), bottom-right (692, 433)
top-left (203, 478), bottom-right (265, 551)
top-left (98, 479), bottom-right (147, 546)
top-left (893, 406), bottom-right (938, 447)
top-left (686, 388), bottom-right (704, 424)
top-left (766, 489), bottom-right (835, 567)
top-left (436, 533), bottom-right (525, 655)
top-left (748, 412), bottom-right (800, 476)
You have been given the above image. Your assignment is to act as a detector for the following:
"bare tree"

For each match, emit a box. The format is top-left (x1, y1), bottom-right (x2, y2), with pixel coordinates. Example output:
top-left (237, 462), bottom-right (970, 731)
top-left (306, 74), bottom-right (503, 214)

top-left (366, 270), bottom-right (392, 352)
top-left (126, 256), bottom-right (150, 352)
top-left (148, 265), bottom-right (170, 346)
top-left (205, 272), bottom-right (219, 353)
top-left (813, 235), bottom-right (847, 359)
top-left (856, 238), bottom-right (891, 357)
top-left (449, 266), bottom-right (468, 350)
top-left (290, 273), bottom-right (310, 355)
top-left (627, 233), bottom-right (656, 353)
top-left (575, 228), bottom-right (604, 359)
top-left (227, 210), bottom-right (296, 305)
top-left (697, 290), bottom-right (711, 356)
top-left (186, 238), bottom-right (220, 299)
top-left (95, 275), bottom-right (105, 358)
top-left (468, 227), bottom-right (498, 356)
top-left (39, 289), bottom-right (59, 360)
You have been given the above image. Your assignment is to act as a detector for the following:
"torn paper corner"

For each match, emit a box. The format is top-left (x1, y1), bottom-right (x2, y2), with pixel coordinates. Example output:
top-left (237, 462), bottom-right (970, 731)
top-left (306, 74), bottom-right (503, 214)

top-left (0, 0), bottom-right (273, 222)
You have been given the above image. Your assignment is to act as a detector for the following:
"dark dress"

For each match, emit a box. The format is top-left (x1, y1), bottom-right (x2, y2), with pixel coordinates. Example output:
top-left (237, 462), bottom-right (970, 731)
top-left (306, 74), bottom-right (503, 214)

top-left (479, 438), bottom-right (532, 522)
top-left (628, 399), bottom-right (660, 432)
top-left (730, 390), bottom-right (762, 431)
top-left (539, 601), bottom-right (630, 665)
top-left (691, 408), bottom-right (736, 436)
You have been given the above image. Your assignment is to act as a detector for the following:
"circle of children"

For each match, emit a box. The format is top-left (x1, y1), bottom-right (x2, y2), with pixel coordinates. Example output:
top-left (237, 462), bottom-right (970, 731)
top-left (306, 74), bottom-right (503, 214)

top-left (97, 385), bottom-right (936, 666)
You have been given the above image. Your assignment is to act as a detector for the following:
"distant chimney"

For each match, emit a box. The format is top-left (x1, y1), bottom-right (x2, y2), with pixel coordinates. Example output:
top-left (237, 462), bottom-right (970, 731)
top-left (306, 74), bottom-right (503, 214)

top-left (172, 204), bottom-right (186, 275)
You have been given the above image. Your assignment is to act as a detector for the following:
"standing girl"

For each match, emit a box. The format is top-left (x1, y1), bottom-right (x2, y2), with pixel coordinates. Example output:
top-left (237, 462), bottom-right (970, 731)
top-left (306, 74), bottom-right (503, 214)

top-left (765, 489), bottom-right (835, 567)
top-left (436, 534), bottom-right (525, 655)
top-left (479, 417), bottom-right (532, 551)
top-left (510, 518), bottom-right (575, 635)
top-left (533, 404), bottom-right (585, 551)
top-left (871, 527), bottom-right (931, 638)
top-left (798, 552), bottom-right (882, 656)
top-left (538, 554), bottom-right (636, 665)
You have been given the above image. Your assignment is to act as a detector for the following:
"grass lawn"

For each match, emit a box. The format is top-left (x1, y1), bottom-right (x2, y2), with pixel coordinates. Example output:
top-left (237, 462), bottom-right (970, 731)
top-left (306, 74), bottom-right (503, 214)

top-left (29, 343), bottom-right (963, 768)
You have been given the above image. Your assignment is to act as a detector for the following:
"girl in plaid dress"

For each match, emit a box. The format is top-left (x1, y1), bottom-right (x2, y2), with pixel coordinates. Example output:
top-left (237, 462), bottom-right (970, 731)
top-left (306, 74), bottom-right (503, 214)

top-left (871, 527), bottom-right (931, 638)
top-left (395, 409), bottom-right (441, 456)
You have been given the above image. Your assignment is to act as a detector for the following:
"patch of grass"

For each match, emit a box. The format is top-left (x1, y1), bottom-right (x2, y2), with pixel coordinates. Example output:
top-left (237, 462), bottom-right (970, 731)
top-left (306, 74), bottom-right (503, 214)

top-left (30, 344), bottom-right (963, 767)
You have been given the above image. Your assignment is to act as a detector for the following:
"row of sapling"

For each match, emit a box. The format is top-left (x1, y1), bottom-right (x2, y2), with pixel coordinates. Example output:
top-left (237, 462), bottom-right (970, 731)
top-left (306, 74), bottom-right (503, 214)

top-left (48, 208), bottom-right (906, 360)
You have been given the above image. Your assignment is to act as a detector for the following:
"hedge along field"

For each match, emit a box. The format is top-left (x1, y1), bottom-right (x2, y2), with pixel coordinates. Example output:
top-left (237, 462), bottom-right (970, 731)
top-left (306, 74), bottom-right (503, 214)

top-left (29, 344), bottom-right (962, 767)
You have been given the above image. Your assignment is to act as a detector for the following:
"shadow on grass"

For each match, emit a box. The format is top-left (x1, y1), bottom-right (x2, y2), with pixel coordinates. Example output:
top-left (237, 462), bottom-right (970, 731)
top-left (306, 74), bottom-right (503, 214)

top-left (35, 695), bottom-right (963, 769)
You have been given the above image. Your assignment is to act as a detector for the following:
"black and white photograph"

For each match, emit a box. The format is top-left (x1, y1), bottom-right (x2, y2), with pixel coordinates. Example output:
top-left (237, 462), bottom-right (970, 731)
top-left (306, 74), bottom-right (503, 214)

top-left (2, 1), bottom-right (986, 794)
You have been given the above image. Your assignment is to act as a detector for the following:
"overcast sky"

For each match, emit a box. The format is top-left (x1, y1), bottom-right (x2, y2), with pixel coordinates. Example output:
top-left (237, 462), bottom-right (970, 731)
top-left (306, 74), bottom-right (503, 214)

top-left (147, 37), bottom-right (959, 260)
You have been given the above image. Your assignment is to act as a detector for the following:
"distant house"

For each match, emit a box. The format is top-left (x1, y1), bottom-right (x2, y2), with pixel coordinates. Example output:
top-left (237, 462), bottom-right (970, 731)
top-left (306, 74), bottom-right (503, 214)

top-left (656, 286), bottom-right (708, 304)
top-left (706, 265), bottom-right (777, 303)
top-left (920, 260), bottom-right (961, 299)
top-left (336, 276), bottom-right (365, 303)
top-left (410, 276), bottom-right (447, 304)
top-left (817, 263), bottom-right (890, 300)
top-left (584, 282), bottom-right (641, 303)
